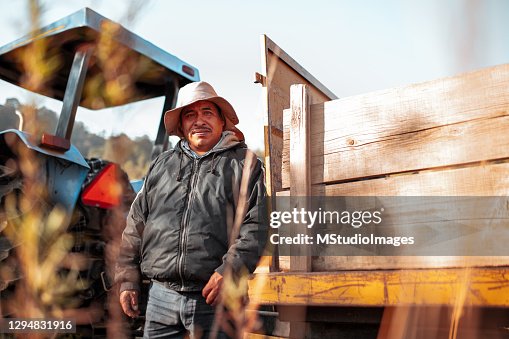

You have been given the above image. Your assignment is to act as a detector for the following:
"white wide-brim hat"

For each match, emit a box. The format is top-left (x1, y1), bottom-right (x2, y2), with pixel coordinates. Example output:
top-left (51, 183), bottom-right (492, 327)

top-left (164, 81), bottom-right (244, 140)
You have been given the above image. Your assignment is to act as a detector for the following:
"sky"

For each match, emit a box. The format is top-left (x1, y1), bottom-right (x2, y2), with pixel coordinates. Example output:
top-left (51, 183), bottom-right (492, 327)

top-left (0, 0), bottom-right (508, 150)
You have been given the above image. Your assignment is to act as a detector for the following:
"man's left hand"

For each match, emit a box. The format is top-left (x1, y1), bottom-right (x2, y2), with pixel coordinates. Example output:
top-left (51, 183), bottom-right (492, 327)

top-left (202, 272), bottom-right (223, 305)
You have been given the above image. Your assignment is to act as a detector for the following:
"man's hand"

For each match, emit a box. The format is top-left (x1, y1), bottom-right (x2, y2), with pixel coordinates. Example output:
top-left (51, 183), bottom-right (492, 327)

top-left (202, 272), bottom-right (223, 305)
top-left (120, 290), bottom-right (140, 318)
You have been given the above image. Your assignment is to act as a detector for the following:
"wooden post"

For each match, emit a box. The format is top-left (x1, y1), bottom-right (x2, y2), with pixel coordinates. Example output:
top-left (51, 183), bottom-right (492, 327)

top-left (289, 84), bottom-right (312, 271)
top-left (288, 84), bottom-right (312, 338)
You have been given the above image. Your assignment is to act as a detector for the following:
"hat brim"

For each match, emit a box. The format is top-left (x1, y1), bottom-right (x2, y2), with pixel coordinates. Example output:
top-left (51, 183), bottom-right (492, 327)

top-left (164, 96), bottom-right (244, 140)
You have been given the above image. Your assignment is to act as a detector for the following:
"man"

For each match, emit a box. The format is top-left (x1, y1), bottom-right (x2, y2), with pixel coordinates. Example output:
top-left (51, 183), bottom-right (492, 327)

top-left (115, 81), bottom-right (267, 338)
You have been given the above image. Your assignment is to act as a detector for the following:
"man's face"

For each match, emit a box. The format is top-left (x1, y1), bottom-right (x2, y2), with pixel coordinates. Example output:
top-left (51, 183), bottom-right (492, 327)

top-left (180, 100), bottom-right (225, 155)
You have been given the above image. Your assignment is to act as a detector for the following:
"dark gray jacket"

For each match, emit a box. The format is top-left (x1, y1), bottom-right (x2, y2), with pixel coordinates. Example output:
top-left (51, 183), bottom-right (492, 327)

top-left (115, 133), bottom-right (267, 292)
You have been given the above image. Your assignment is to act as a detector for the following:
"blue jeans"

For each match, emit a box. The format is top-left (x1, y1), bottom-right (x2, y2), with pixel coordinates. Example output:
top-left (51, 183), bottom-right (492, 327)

top-left (143, 281), bottom-right (228, 339)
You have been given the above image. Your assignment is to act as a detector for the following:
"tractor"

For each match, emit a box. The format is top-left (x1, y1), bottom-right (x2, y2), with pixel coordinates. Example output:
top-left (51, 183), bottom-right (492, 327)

top-left (0, 8), bottom-right (199, 337)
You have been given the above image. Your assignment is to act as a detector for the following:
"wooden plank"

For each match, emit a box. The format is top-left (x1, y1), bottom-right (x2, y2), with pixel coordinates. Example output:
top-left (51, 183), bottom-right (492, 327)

top-left (276, 161), bottom-right (509, 197)
top-left (311, 257), bottom-right (509, 272)
top-left (289, 85), bottom-right (311, 198)
top-left (281, 63), bottom-right (509, 187)
top-left (260, 36), bottom-right (274, 200)
top-left (322, 160), bottom-right (509, 196)
top-left (287, 84), bottom-right (311, 339)
top-left (278, 256), bottom-right (509, 272)
top-left (289, 84), bottom-right (312, 272)
top-left (248, 268), bottom-right (509, 307)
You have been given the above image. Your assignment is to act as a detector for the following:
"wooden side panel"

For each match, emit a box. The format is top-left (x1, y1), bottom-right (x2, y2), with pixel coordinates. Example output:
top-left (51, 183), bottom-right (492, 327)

top-left (281, 64), bottom-right (509, 187)
top-left (262, 47), bottom-right (509, 306)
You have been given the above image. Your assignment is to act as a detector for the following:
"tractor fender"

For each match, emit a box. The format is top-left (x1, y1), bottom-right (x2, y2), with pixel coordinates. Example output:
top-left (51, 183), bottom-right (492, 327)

top-left (0, 129), bottom-right (90, 212)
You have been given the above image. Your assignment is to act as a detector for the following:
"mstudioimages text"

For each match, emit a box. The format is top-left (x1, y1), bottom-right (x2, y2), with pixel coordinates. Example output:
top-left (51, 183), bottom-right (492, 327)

top-left (269, 207), bottom-right (383, 229)
top-left (270, 233), bottom-right (415, 246)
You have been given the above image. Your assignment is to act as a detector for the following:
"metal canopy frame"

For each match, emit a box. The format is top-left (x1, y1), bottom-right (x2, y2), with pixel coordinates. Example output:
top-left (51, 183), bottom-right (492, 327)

top-left (0, 7), bottom-right (199, 104)
top-left (0, 7), bottom-right (200, 149)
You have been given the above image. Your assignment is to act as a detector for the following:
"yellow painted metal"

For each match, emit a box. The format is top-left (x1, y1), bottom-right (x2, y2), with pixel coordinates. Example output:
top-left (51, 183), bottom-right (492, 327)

top-left (248, 267), bottom-right (509, 307)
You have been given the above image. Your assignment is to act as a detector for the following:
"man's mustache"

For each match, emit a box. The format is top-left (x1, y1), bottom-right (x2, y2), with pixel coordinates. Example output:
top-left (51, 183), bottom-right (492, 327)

top-left (191, 126), bottom-right (212, 133)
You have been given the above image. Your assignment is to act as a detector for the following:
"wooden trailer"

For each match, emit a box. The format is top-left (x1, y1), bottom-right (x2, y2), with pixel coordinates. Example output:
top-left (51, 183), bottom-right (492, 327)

top-left (248, 35), bottom-right (509, 339)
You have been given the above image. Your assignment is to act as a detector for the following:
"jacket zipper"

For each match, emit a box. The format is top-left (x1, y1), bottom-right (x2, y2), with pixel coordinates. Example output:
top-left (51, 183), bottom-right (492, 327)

top-left (177, 157), bottom-right (201, 289)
